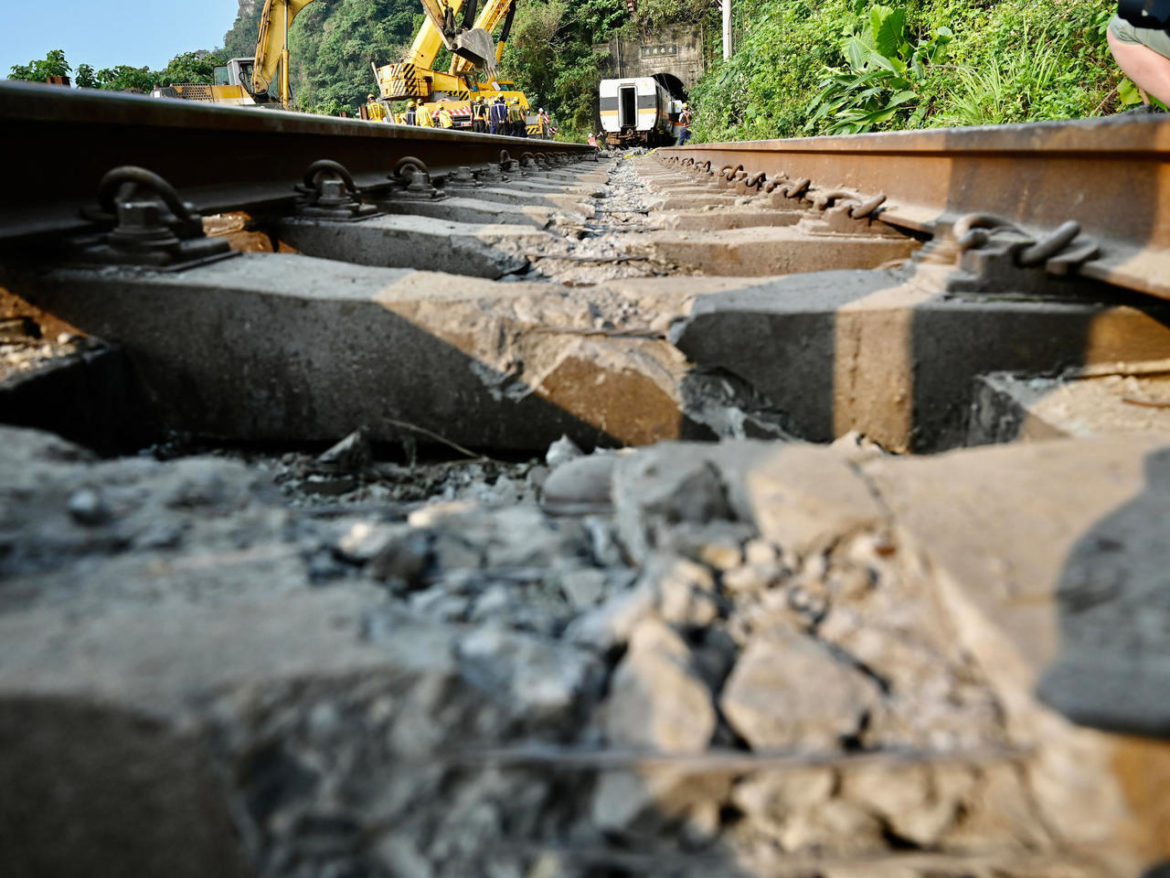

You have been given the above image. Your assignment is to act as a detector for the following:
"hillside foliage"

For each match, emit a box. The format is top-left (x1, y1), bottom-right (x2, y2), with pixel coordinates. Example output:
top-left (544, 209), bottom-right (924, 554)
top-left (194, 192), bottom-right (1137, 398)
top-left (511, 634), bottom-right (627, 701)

top-left (689, 0), bottom-right (1133, 142)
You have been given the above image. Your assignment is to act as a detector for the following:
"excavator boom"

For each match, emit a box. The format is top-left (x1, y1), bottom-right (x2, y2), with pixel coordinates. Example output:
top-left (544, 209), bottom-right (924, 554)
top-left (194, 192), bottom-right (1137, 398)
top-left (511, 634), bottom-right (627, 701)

top-left (252, 0), bottom-right (318, 104)
top-left (450, 0), bottom-right (515, 76)
top-left (406, 0), bottom-right (496, 71)
top-left (376, 0), bottom-right (537, 136)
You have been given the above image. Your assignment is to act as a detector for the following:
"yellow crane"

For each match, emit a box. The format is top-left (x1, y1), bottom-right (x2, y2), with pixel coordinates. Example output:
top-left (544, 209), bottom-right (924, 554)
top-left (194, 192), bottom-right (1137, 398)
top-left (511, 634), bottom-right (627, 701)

top-left (374, 0), bottom-right (538, 134)
top-left (152, 0), bottom-right (316, 109)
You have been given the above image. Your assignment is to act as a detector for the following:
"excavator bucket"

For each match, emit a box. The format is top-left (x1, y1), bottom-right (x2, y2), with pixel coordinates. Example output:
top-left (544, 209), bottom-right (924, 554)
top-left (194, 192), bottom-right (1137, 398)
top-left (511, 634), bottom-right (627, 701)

top-left (453, 28), bottom-right (498, 74)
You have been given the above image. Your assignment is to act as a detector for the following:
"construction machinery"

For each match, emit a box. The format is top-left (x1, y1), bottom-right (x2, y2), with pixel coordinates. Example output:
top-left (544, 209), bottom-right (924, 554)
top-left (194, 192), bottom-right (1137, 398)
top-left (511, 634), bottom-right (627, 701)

top-left (151, 0), bottom-right (316, 108)
top-left (374, 0), bottom-right (539, 135)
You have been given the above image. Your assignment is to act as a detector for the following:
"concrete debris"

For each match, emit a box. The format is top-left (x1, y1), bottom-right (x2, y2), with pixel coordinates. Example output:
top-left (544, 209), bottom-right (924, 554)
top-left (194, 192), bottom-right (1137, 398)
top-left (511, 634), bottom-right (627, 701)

top-left (603, 617), bottom-right (716, 754)
top-left (720, 630), bottom-right (881, 751)
top-left (544, 433), bottom-right (584, 469)
top-left (1, 417), bottom-right (1166, 875)
top-left (316, 426), bottom-right (373, 473)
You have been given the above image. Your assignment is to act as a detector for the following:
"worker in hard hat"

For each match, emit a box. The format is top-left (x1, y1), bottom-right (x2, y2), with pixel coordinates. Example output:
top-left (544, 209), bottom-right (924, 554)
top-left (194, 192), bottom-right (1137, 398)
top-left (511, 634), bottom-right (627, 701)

top-left (472, 96), bottom-right (488, 133)
top-left (366, 94), bottom-right (386, 122)
top-left (489, 94), bottom-right (507, 135)
top-left (417, 101), bottom-right (434, 128)
top-left (405, 99), bottom-right (417, 126)
top-left (436, 102), bottom-right (454, 129)
top-left (507, 98), bottom-right (526, 137)
top-left (676, 103), bottom-right (693, 146)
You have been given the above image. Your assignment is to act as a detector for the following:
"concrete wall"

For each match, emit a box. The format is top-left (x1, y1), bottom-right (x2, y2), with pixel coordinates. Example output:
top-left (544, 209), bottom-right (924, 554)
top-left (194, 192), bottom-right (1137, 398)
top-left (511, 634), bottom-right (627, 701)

top-left (599, 24), bottom-right (707, 93)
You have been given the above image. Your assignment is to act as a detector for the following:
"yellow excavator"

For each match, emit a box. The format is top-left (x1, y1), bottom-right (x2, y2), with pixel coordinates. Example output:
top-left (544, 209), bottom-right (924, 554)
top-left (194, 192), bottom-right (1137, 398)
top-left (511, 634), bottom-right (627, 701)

top-left (152, 0), bottom-right (315, 108)
top-left (375, 0), bottom-right (539, 135)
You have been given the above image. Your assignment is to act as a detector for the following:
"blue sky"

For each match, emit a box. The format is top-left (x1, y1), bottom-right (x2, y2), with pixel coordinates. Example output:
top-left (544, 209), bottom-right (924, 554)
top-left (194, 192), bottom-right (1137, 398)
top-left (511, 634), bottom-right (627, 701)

top-left (1, 0), bottom-right (242, 77)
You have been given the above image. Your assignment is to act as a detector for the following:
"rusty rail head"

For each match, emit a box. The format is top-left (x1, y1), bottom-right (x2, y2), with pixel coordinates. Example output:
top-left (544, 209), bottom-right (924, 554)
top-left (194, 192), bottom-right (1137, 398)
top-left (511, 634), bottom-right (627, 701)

top-left (660, 116), bottom-right (1170, 300)
top-left (0, 81), bottom-right (593, 245)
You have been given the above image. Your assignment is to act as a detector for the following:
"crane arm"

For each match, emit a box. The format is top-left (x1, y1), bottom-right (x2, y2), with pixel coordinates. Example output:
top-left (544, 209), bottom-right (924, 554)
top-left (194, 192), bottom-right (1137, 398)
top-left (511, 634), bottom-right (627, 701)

top-left (449, 0), bottom-right (516, 76)
top-left (252, 0), bottom-right (318, 97)
top-left (405, 0), bottom-right (475, 68)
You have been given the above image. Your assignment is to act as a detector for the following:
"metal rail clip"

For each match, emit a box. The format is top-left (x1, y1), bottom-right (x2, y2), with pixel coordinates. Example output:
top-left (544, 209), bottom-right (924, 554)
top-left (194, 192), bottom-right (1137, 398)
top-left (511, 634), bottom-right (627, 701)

top-left (295, 159), bottom-right (380, 221)
top-left (947, 212), bottom-right (1101, 293)
top-left (73, 167), bottom-right (238, 271)
top-left (390, 156), bottom-right (443, 201)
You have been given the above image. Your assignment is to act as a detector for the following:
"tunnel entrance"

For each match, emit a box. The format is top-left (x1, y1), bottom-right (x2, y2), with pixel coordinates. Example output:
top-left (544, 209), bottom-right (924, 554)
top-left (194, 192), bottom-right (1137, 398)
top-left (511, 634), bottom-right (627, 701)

top-left (652, 72), bottom-right (688, 102)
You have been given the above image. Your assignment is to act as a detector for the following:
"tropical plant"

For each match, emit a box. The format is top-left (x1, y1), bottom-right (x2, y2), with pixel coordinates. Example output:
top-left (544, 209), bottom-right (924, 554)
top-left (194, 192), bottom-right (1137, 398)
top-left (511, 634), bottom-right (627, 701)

top-left (75, 63), bottom-right (98, 88)
top-left (806, 5), bottom-right (951, 135)
top-left (92, 65), bottom-right (157, 93)
top-left (156, 51), bottom-right (227, 87)
top-left (8, 49), bottom-right (71, 82)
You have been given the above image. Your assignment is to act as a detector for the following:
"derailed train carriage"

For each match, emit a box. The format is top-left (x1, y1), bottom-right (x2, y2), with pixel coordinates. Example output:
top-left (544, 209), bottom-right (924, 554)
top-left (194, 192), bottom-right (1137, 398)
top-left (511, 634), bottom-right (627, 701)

top-left (599, 76), bottom-right (682, 147)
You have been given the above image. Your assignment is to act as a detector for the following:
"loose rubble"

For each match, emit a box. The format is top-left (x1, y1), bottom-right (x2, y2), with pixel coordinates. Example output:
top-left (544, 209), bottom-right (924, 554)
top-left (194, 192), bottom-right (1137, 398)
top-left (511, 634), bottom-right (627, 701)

top-left (3, 420), bottom-right (1163, 877)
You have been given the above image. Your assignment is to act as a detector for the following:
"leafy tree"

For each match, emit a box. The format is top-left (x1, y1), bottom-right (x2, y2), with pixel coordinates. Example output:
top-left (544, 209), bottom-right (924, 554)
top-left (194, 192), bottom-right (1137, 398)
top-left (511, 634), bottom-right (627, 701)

top-left (156, 50), bottom-right (226, 86)
top-left (95, 65), bottom-right (157, 93)
top-left (8, 49), bottom-right (71, 82)
top-left (75, 63), bottom-right (98, 88)
top-left (633, 0), bottom-right (713, 32)
top-left (501, 0), bottom-right (626, 135)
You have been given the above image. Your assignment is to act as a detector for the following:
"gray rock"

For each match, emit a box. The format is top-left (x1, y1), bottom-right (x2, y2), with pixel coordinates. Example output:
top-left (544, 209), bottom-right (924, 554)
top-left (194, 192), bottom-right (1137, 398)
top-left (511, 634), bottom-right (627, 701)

top-left (458, 623), bottom-right (602, 725)
top-left (67, 486), bottom-right (110, 526)
top-left (612, 447), bottom-right (735, 563)
top-left (733, 766), bottom-right (835, 817)
top-left (591, 766), bottom-right (731, 839)
top-left (369, 530), bottom-right (431, 588)
top-left (545, 434), bottom-right (584, 469)
top-left (722, 562), bottom-right (785, 596)
top-left (316, 427), bottom-right (372, 473)
top-left (563, 579), bottom-right (656, 652)
top-left (603, 618), bottom-right (715, 753)
top-left (741, 444), bottom-right (887, 556)
top-left (720, 631), bottom-right (881, 751)
top-left (558, 567), bottom-right (609, 610)
top-left (641, 553), bottom-right (720, 629)
top-left (775, 798), bottom-right (885, 854)
top-left (540, 453), bottom-right (616, 515)
top-left (334, 520), bottom-right (410, 564)
top-left (841, 763), bottom-right (960, 847)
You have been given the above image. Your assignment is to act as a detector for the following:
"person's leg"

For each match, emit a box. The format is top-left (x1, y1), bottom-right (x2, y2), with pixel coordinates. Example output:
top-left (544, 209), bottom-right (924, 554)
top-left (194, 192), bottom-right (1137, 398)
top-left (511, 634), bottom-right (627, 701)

top-left (1109, 28), bottom-right (1170, 105)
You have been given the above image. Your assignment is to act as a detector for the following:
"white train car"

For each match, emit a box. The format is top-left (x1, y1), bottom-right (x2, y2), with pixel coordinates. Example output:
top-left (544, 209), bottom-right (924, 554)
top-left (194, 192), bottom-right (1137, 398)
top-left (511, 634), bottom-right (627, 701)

top-left (599, 77), bottom-right (677, 147)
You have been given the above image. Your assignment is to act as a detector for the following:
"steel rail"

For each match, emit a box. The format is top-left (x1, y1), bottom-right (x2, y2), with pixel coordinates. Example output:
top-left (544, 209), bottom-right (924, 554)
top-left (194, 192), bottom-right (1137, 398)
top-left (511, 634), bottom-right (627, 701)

top-left (0, 81), bottom-right (592, 244)
top-left (661, 115), bottom-right (1170, 300)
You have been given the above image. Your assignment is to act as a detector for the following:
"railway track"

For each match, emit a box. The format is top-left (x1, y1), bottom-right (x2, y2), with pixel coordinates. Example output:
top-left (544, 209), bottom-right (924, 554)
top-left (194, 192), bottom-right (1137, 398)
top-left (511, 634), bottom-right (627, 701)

top-left (2, 81), bottom-right (1169, 877)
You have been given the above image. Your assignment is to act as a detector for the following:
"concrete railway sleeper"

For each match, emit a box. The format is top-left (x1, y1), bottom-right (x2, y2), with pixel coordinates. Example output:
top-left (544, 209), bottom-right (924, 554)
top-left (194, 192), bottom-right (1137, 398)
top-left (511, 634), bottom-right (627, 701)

top-left (1, 85), bottom-right (1169, 876)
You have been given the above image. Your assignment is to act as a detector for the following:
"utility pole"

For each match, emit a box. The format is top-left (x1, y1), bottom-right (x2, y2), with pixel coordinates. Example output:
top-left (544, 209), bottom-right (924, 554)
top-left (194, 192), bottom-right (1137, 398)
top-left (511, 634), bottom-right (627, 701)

top-left (722, 0), bottom-right (733, 61)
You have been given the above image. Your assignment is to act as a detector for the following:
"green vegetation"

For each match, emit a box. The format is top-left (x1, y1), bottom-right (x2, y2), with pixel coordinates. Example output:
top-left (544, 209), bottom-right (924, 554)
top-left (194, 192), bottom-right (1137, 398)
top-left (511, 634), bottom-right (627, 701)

top-left (287, 0), bottom-right (420, 115)
top-left (690, 0), bottom-right (1133, 143)
top-left (8, 48), bottom-right (225, 93)
top-left (8, 48), bottom-right (71, 82)
top-left (499, 0), bottom-right (626, 134)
